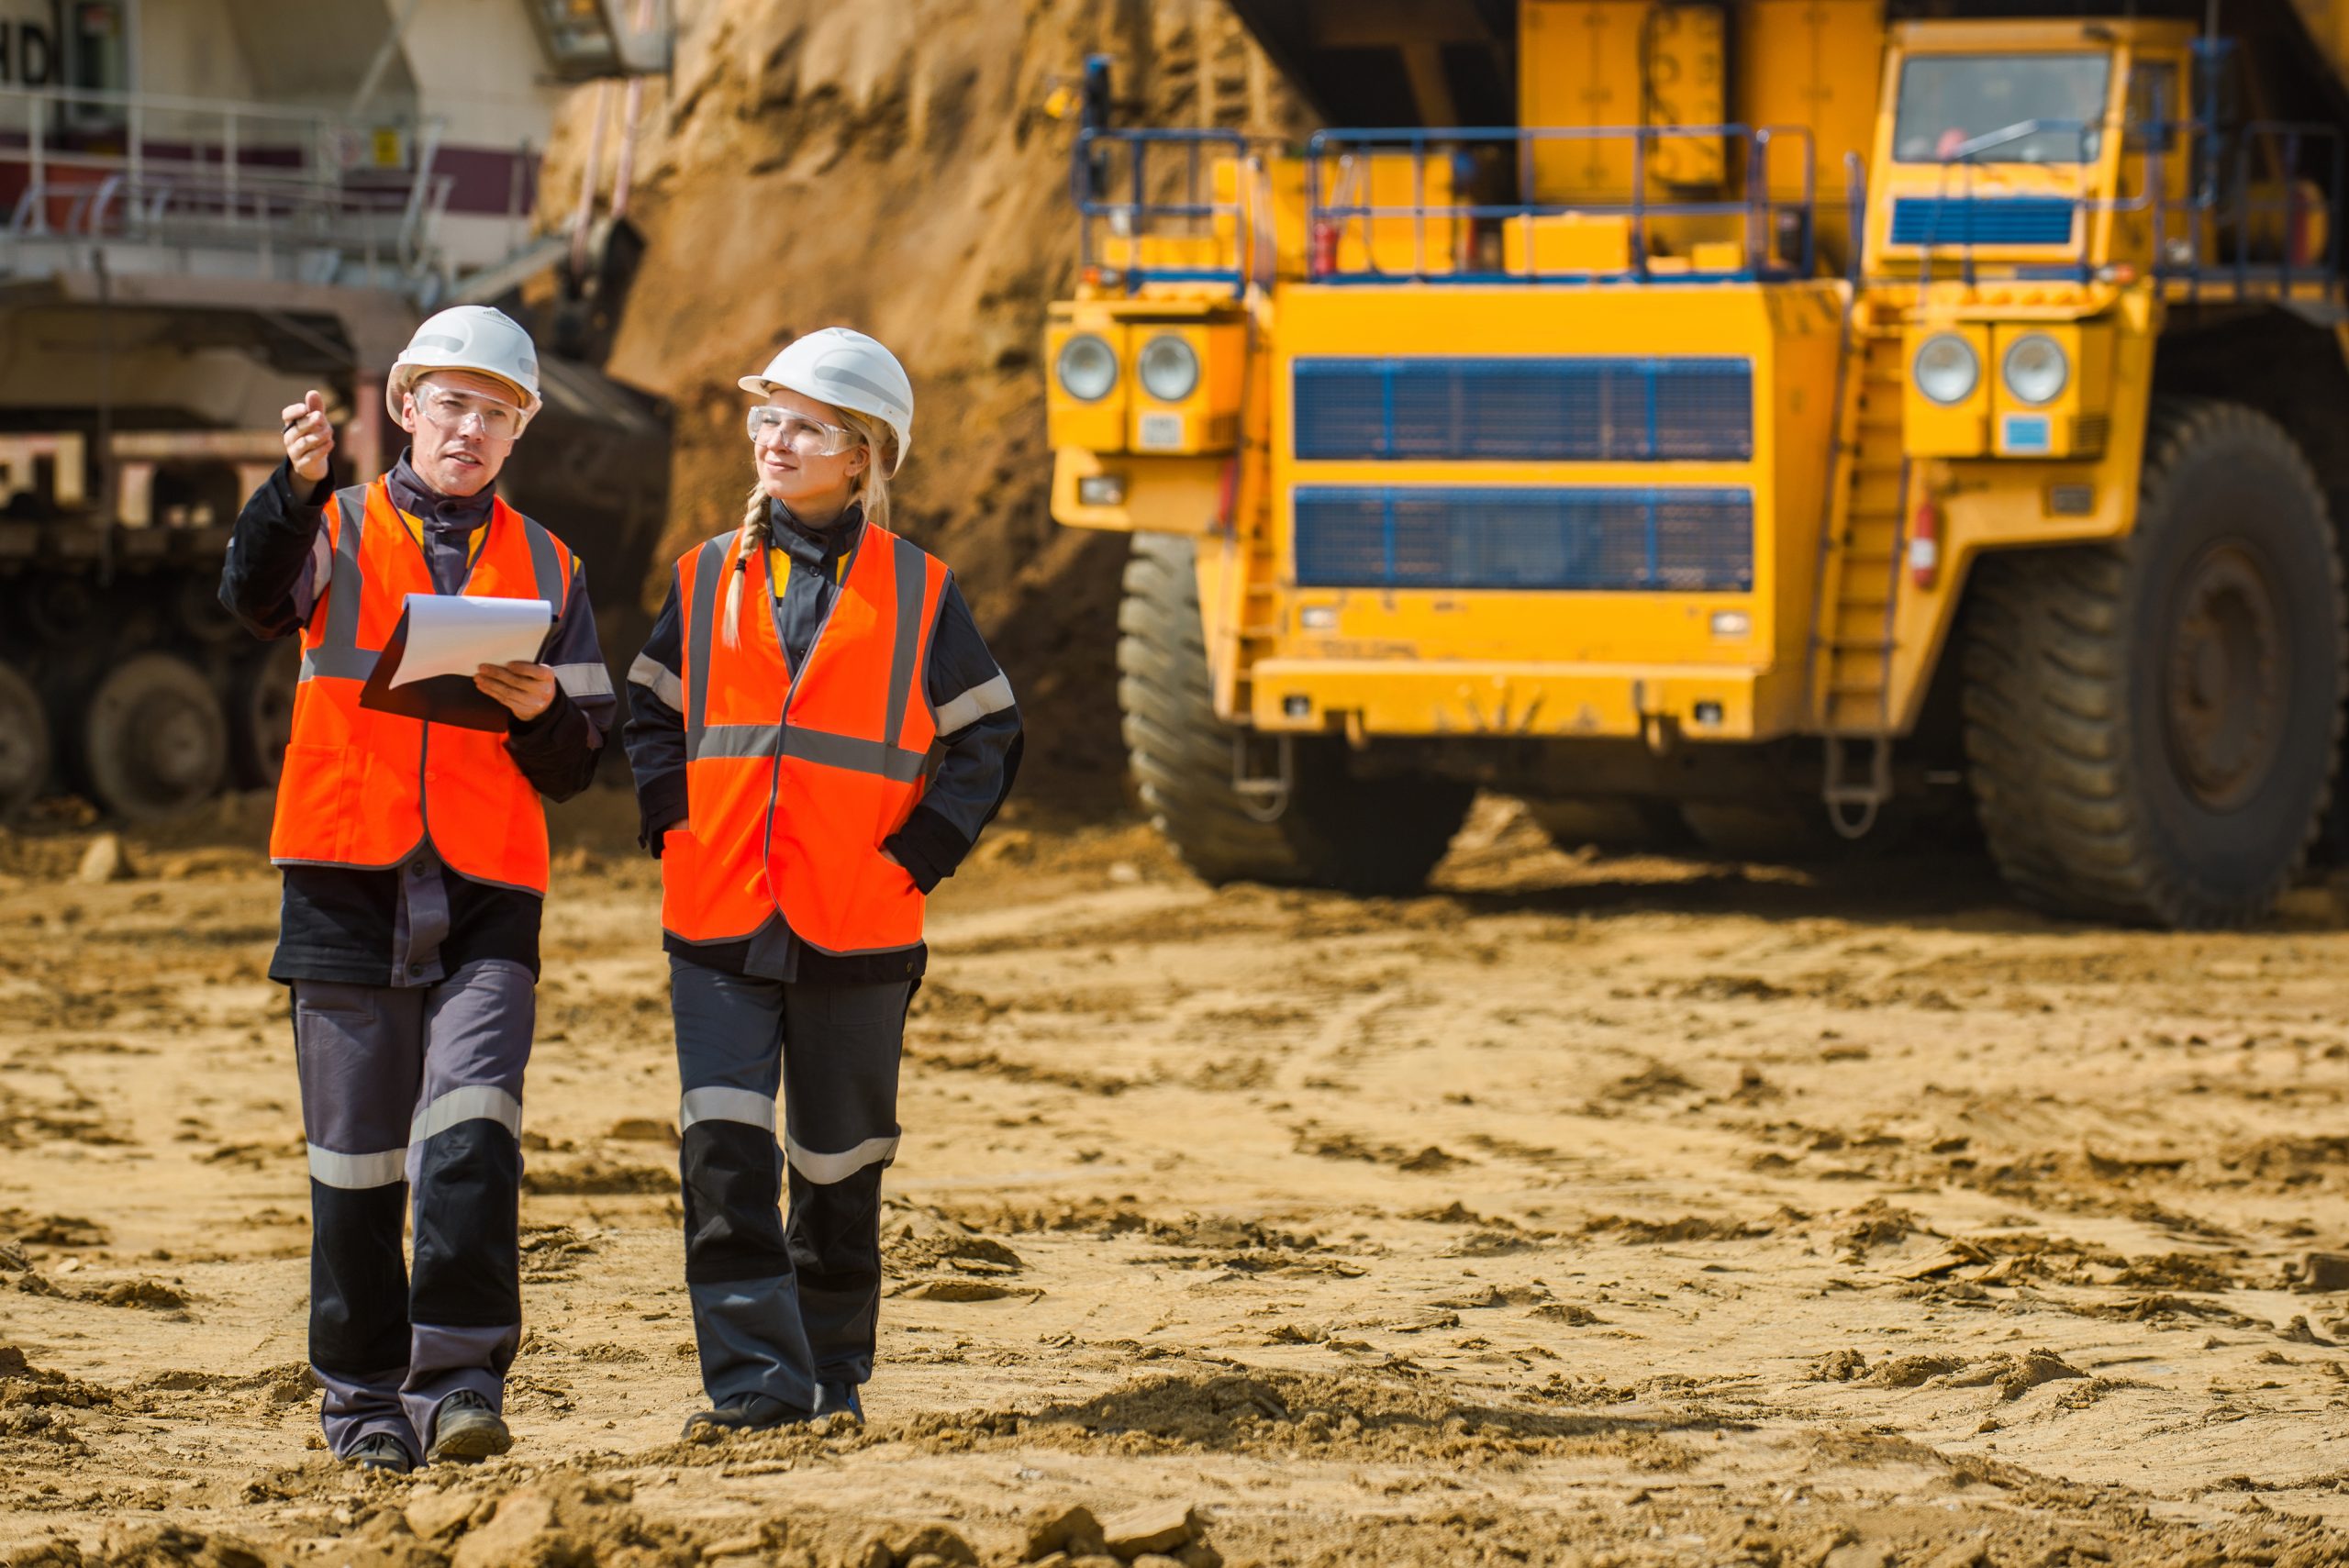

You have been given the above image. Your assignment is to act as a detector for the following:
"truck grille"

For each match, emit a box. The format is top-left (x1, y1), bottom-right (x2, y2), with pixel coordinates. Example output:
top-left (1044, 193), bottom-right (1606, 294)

top-left (1293, 356), bottom-right (1752, 462)
top-left (1888, 196), bottom-right (2076, 247)
top-left (1293, 485), bottom-right (1753, 593)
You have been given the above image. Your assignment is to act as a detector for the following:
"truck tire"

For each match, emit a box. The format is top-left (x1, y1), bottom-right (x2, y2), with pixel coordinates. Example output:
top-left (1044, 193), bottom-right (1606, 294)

top-left (0, 661), bottom-right (50, 817)
top-left (81, 652), bottom-right (229, 824)
top-left (1119, 531), bottom-right (1472, 894)
top-left (232, 639), bottom-right (300, 788)
top-left (1529, 796), bottom-right (1691, 855)
top-left (1962, 398), bottom-right (2347, 927)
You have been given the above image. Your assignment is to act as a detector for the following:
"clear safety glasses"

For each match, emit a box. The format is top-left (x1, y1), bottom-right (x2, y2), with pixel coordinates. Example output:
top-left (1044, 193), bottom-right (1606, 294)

top-left (414, 385), bottom-right (526, 441)
top-left (746, 406), bottom-right (863, 458)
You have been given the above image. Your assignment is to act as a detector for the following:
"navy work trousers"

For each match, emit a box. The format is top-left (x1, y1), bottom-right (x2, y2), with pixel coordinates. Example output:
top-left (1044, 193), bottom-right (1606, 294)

top-left (292, 958), bottom-right (533, 1462)
top-left (669, 955), bottom-right (908, 1414)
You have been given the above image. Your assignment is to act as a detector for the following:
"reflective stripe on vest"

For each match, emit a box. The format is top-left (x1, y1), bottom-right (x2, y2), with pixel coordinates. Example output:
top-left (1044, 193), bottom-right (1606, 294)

top-left (267, 477), bottom-right (574, 895)
top-left (660, 521), bottom-right (947, 953)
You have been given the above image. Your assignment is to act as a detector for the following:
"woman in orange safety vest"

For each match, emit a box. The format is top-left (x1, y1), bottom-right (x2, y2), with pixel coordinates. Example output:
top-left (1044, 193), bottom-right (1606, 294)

top-left (623, 327), bottom-right (1021, 1432)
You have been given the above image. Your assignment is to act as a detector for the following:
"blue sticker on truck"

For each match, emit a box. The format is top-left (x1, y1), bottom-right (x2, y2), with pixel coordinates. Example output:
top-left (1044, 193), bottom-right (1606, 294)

top-left (2000, 414), bottom-right (2052, 455)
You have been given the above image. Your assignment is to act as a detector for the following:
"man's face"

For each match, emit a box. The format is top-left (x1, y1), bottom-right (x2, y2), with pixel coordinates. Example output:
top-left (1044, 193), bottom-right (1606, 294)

top-left (402, 369), bottom-right (527, 497)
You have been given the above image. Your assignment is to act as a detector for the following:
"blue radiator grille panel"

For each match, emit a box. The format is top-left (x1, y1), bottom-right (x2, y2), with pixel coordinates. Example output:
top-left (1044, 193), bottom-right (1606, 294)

top-left (1888, 195), bottom-right (2076, 247)
top-left (1293, 356), bottom-right (1752, 462)
top-left (1293, 485), bottom-right (1753, 593)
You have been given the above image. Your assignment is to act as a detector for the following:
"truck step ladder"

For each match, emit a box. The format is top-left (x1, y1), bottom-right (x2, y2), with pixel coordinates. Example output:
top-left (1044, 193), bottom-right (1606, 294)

top-left (1807, 315), bottom-right (1909, 836)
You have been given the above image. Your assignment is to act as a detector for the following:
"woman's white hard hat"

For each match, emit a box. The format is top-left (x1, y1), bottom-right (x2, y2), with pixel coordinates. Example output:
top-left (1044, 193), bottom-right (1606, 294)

top-left (739, 328), bottom-right (914, 473)
top-left (387, 306), bottom-right (543, 427)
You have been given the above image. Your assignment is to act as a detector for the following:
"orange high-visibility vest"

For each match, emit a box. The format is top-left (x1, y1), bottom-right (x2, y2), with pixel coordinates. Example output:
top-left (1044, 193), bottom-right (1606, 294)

top-left (661, 520), bottom-right (948, 955)
top-left (269, 476), bottom-right (575, 895)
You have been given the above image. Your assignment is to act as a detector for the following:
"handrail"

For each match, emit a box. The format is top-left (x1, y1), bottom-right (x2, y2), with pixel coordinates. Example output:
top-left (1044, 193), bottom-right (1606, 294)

top-left (1301, 123), bottom-right (1819, 284)
top-left (0, 78), bottom-right (454, 284)
top-left (1881, 112), bottom-right (2343, 300)
top-left (1071, 126), bottom-right (1259, 297)
top-left (0, 80), bottom-right (409, 129)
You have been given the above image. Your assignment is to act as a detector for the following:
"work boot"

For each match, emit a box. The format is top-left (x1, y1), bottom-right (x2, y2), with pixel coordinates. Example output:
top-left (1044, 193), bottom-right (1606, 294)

top-left (345, 1431), bottom-right (414, 1474)
top-left (815, 1381), bottom-right (863, 1427)
top-left (682, 1392), bottom-right (808, 1440)
top-left (426, 1390), bottom-right (513, 1464)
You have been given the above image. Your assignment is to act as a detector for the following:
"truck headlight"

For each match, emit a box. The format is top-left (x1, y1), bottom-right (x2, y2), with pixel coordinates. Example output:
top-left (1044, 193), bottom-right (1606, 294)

top-left (1137, 334), bottom-right (1200, 402)
top-left (2001, 332), bottom-right (2069, 406)
top-left (1913, 333), bottom-right (1980, 406)
top-left (1056, 333), bottom-right (1118, 402)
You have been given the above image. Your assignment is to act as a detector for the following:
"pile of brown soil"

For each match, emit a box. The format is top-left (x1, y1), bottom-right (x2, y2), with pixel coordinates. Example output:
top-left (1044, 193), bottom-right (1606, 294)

top-left (540, 0), bottom-right (1305, 815)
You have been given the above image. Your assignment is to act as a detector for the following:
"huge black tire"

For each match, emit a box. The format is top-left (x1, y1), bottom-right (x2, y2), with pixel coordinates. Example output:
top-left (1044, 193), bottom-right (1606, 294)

top-left (0, 660), bottom-right (50, 817)
top-left (231, 639), bottom-right (301, 789)
top-left (1119, 531), bottom-right (1474, 894)
top-left (1962, 398), bottom-right (2347, 928)
top-left (81, 651), bottom-right (228, 824)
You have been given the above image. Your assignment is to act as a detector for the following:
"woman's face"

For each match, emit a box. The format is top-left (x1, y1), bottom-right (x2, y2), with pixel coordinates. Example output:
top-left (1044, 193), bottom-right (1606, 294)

top-left (753, 386), bottom-right (868, 511)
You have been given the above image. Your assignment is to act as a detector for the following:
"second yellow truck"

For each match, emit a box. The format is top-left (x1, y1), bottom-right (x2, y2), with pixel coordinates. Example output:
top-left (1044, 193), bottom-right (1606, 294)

top-left (1047, 0), bottom-right (2349, 928)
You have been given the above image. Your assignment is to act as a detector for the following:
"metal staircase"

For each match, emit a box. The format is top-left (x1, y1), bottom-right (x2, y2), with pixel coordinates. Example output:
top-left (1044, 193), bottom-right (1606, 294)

top-left (1809, 313), bottom-right (1910, 833)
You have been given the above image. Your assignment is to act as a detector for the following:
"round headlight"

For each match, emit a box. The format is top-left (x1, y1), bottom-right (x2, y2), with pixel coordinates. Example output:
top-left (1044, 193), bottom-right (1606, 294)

top-left (1136, 334), bottom-right (1200, 402)
top-left (2001, 333), bottom-right (2069, 406)
top-left (1056, 334), bottom-right (1118, 403)
top-left (1913, 333), bottom-right (1981, 406)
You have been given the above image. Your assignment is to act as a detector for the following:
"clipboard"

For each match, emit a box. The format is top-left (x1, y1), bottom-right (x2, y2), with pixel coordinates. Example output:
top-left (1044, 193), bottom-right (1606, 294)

top-left (359, 600), bottom-right (553, 732)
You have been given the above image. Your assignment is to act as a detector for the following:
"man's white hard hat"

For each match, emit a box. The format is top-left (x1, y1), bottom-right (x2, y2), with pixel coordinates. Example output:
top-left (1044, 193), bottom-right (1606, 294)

top-left (739, 328), bottom-right (914, 473)
top-left (388, 306), bottom-right (543, 427)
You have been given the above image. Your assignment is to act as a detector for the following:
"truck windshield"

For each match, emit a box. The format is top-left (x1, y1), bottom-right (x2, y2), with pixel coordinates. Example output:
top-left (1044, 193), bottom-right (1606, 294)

top-left (1893, 53), bottom-right (2112, 164)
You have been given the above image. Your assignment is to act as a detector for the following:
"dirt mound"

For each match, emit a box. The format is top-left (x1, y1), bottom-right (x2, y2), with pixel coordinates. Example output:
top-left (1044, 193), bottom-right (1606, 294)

top-left (540, 1), bottom-right (1308, 812)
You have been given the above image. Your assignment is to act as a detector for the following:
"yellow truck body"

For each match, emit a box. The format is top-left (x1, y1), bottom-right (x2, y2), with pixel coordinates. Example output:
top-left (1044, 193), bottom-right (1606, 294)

top-left (1046, 2), bottom-right (2349, 926)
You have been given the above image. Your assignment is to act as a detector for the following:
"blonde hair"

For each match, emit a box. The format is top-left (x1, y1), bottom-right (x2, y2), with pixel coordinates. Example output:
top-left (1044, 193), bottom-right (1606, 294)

top-left (721, 407), bottom-right (902, 647)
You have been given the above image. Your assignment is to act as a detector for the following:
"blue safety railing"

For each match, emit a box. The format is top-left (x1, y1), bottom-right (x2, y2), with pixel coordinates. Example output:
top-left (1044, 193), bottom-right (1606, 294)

top-left (1070, 126), bottom-right (1259, 297)
top-left (1302, 123), bottom-right (1817, 284)
top-left (2158, 119), bottom-right (2344, 302)
top-left (1879, 105), bottom-right (2344, 300)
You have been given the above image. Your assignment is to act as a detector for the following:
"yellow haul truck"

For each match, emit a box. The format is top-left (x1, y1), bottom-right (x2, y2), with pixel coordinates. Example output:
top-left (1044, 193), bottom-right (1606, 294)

top-left (1046, 0), bottom-right (2349, 928)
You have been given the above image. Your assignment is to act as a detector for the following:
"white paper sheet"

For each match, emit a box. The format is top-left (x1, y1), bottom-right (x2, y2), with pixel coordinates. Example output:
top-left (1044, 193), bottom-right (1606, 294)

top-left (390, 594), bottom-right (552, 686)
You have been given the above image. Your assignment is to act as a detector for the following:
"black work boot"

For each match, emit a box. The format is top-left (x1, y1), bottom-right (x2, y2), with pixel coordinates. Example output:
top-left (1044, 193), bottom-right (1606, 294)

top-left (426, 1389), bottom-right (513, 1464)
top-left (815, 1381), bottom-right (863, 1427)
top-left (682, 1392), bottom-right (808, 1440)
top-left (345, 1431), bottom-right (414, 1474)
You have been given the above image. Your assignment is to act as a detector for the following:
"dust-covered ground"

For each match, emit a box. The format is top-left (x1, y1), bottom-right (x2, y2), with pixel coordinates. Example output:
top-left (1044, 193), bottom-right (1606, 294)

top-left (6, 795), bottom-right (2349, 1567)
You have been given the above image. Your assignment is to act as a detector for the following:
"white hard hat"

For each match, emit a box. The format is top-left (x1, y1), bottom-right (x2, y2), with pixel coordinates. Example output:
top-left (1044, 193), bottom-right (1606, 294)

top-left (738, 328), bottom-right (914, 473)
top-left (388, 306), bottom-right (543, 426)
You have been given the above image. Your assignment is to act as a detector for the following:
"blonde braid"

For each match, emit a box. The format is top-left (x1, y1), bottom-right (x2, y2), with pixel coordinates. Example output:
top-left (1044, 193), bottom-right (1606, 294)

top-left (719, 483), bottom-right (774, 649)
top-left (723, 411), bottom-right (899, 647)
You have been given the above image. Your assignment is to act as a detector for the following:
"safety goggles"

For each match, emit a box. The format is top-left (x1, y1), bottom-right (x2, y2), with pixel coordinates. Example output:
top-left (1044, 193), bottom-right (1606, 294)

top-left (414, 384), bottom-right (526, 441)
top-left (746, 406), bottom-right (862, 457)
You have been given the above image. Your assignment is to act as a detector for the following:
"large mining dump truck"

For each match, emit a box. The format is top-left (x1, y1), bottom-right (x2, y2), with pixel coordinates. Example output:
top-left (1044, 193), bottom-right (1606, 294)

top-left (1050, 0), bottom-right (2349, 927)
top-left (0, 0), bottom-right (672, 823)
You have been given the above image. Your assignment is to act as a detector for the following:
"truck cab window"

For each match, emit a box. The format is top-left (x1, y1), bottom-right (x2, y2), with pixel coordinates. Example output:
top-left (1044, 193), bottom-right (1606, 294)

top-left (1893, 52), bottom-right (2113, 164)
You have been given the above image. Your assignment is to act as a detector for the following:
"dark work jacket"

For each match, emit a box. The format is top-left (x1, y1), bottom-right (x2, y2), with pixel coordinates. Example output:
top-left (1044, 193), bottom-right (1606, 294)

top-left (622, 501), bottom-right (1022, 984)
top-left (218, 454), bottom-right (614, 986)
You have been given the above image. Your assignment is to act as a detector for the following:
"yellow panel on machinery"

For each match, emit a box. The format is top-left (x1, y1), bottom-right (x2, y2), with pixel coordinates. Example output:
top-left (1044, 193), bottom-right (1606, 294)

top-left (1518, 2), bottom-right (1885, 273)
top-left (1245, 279), bottom-right (1846, 743)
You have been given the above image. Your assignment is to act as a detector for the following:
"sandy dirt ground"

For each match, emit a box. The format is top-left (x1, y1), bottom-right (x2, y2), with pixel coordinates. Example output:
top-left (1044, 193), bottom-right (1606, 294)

top-left (6, 795), bottom-right (2349, 1567)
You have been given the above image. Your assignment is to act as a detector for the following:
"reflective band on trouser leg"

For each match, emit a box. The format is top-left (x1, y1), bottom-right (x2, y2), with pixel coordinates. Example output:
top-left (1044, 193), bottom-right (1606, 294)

top-left (400, 960), bottom-right (533, 1447)
top-left (292, 981), bottom-right (428, 1461)
top-left (671, 956), bottom-right (818, 1411)
top-left (780, 978), bottom-right (910, 1386)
